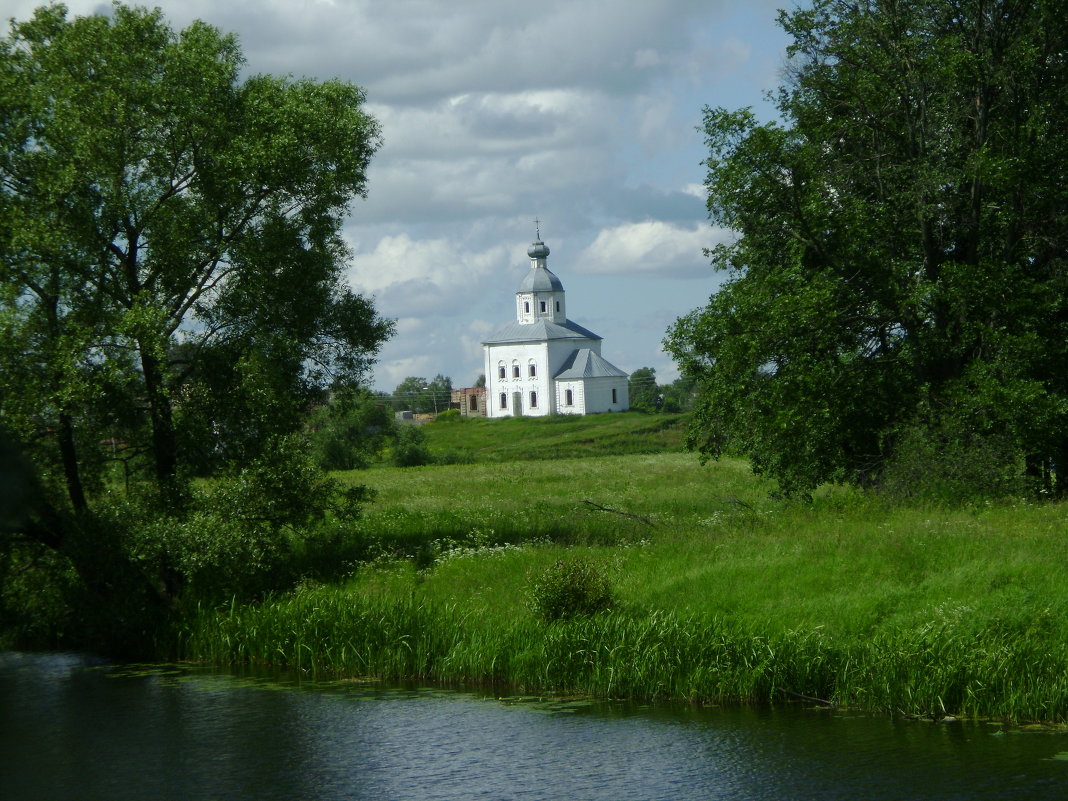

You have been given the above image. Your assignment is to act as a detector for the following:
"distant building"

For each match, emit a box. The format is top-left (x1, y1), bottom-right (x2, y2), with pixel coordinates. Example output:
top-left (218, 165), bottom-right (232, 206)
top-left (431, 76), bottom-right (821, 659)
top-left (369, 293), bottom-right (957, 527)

top-left (451, 386), bottom-right (487, 417)
top-left (482, 237), bottom-right (629, 417)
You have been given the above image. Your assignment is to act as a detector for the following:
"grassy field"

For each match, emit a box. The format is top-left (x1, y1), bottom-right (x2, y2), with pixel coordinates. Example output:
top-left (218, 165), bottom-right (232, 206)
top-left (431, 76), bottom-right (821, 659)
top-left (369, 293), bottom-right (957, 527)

top-left (416, 410), bottom-right (688, 462)
top-left (182, 413), bottom-right (1068, 722)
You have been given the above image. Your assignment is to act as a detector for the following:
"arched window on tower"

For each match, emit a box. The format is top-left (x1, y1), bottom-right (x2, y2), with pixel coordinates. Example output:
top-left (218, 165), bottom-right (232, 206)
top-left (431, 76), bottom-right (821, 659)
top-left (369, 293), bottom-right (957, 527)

top-left (539, 301), bottom-right (546, 313)
top-left (564, 388), bottom-right (573, 406)
top-left (524, 301), bottom-right (530, 313)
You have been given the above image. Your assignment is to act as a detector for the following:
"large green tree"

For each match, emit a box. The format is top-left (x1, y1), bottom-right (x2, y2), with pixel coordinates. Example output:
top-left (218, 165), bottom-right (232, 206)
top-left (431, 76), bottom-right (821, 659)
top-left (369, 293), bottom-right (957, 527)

top-left (666, 0), bottom-right (1068, 496)
top-left (0, 3), bottom-right (391, 640)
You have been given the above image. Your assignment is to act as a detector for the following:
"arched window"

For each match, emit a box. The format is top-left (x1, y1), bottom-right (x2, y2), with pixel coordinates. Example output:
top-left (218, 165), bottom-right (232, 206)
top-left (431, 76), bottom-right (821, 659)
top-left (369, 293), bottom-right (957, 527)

top-left (529, 391), bottom-right (538, 409)
top-left (564, 389), bottom-right (573, 406)
top-left (498, 364), bottom-right (506, 379)
top-left (528, 363), bottom-right (536, 377)
top-left (539, 300), bottom-right (546, 313)
top-left (612, 388), bottom-right (618, 404)
top-left (499, 393), bottom-right (507, 409)
top-left (555, 301), bottom-right (560, 312)
top-left (524, 301), bottom-right (530, 313)
top-left (512, 364), bottom-right (520, 378)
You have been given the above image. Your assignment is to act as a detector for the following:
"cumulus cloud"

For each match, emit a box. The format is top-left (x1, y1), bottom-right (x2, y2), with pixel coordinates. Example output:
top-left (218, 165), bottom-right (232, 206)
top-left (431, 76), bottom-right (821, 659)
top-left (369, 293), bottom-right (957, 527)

top-left (347, 233), bottom-right (511, 318)
top-left (575, 221), bottom-right (732, 278)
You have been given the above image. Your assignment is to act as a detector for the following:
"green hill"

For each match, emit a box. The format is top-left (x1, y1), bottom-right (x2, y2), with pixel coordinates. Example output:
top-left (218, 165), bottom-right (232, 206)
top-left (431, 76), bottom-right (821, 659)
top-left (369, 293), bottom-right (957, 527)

top-left (418, 411), bottom-right (688, 463)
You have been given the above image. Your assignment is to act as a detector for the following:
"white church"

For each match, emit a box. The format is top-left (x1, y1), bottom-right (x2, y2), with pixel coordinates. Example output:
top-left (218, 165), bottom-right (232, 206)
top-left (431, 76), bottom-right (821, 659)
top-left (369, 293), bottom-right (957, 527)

top-left (482, 236), bottom-right (629, 417)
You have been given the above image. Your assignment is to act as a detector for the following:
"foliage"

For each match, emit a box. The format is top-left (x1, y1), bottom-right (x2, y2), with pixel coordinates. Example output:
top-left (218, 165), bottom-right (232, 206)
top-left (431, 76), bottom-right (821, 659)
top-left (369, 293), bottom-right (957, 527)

top-left (659, 375), bottom-right (699, 414)
top-left (308, 388), bottom-right (396, 470)
top-left (391, 424), bottom-right (432, 467)
top-left (628, 367), bottom-right (660, 412)
top-left (392, 374), bottom-right (452, 414)
top-left (666, 0), bottom-right (1068, 497)
top-left (528, 558), bottom-right (616, 622)
top-left (0, 3), bottom-right (390, 651)
top-left (877, 419), bottom-right (1026, 505)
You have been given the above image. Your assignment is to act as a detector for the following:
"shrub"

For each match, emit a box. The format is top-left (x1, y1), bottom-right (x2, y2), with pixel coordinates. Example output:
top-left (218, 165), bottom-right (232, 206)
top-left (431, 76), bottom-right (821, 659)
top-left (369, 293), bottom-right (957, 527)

top-left (528, 557), bottom-right (615, 622)
top-left (392, 424), bottom-right (432, 467)
top-left (879, 423), bottom-right (1025, 504)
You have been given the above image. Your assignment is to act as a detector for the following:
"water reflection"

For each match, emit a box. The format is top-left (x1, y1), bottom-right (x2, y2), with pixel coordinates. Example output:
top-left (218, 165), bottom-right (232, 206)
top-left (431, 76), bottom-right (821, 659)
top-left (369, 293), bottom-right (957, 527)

top-left (2, 652), bottom-right (1067, 801)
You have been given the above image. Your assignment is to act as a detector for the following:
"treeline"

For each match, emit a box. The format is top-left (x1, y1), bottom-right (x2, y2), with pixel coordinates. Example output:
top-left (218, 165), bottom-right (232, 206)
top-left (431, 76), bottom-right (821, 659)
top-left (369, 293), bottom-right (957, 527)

top-left (627, 367), bottom-right (699, 414)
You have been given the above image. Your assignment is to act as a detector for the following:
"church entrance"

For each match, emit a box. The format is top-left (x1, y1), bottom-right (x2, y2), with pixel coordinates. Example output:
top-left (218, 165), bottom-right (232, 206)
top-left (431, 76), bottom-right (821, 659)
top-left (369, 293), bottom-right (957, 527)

top-left (512, 391), bottom-right (523, 416)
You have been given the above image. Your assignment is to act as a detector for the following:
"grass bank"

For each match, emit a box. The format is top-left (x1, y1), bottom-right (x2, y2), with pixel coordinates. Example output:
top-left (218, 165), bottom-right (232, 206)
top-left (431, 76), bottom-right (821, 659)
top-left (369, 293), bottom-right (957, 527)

top-left (181, 421), bottom-right (1068, 722)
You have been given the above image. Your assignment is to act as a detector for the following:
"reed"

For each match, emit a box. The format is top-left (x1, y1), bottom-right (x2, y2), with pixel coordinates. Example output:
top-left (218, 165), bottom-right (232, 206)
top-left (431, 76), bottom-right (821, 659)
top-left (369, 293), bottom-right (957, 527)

top-left (183, 580), bottom-right (1068, 721)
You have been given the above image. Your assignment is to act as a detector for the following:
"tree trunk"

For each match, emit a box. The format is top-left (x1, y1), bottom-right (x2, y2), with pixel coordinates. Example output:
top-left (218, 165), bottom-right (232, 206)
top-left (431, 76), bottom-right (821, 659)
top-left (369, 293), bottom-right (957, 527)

top-left (139, 346), bottom-right (179, 494)
top-left (57, 412), bottom-right (87, 513)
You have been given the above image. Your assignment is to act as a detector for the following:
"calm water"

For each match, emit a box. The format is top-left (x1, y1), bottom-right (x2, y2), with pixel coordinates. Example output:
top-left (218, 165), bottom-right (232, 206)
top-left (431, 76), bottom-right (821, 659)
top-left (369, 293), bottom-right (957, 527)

top-left (3, 652), bottom-right (1068, 801)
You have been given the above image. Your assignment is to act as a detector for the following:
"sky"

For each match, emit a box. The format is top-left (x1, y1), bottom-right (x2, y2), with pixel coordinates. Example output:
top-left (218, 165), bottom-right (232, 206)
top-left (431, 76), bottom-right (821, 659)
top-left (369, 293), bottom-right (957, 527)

top-left (2, 0), bottom-right (793, 393)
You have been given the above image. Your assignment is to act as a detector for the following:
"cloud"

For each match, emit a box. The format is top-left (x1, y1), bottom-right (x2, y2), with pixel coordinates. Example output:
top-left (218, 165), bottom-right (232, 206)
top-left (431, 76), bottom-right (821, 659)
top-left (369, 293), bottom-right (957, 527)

top-left (3, 0), bottom-right (792, 393)
top-left (575, 221), bottom-right (732, 278)
top-left (347, 233), bottom-right (510, 318)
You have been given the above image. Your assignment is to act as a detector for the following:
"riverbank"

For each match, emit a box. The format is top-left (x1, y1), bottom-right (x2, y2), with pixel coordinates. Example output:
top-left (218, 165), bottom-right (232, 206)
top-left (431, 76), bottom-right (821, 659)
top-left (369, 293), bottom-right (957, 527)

top-left (179, 447), bottom-right (1068, 722)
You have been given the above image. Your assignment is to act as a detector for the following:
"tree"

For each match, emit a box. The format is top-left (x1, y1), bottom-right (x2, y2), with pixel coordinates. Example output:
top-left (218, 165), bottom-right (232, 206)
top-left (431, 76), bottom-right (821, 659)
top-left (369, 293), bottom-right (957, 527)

top-left (0, 3), bottom-right (391, 644)
top-left (660, 375), bottom-right (698, 414)
top-left (666, 0), bottom-right (1068, 497)
top-left (308, 388), bottom-right (396, 471)
top-left (392, 374), bottom-right (452, 414)
top-left (628, 367), bottom-right (660, 412)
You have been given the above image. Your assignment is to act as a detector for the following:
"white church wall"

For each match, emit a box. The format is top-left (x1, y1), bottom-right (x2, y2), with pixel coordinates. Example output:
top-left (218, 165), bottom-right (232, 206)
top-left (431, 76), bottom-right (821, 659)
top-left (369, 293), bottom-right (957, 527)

top-left (555, 380), bottom-right (586, 415)
top-left (484, 341), bottom-right (552, 417)
top-left (582, 377), bottom-right (630, 414)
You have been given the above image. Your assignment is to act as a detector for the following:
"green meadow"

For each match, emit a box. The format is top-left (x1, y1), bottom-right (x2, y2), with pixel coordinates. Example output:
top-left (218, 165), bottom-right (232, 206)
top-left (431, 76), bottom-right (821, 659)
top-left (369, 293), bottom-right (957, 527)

top-left (182, 413), bottom-right (1068, 722)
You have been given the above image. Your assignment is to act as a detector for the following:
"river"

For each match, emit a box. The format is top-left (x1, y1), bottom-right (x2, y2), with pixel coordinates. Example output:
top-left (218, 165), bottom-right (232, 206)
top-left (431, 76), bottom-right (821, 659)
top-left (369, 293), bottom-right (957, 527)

top-left (2, 652), bottom-right (1067, 800)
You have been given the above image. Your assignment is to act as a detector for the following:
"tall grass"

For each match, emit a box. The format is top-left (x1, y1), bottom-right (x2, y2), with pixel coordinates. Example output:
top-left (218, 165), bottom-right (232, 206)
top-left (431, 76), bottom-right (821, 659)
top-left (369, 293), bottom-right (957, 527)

top-left (181, 446), bottom-right (1068, 721)
top-left (183, 576), bottom-right (1068, 721)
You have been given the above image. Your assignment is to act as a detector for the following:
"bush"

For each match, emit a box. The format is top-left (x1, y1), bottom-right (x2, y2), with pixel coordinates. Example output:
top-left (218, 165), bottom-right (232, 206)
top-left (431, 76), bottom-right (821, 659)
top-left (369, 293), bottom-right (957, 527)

top-left (392, 424), bottom-right (432, 467)
top-left (308, 389), bottom-right (396, 470)
top-left (879, 423), bottom-right (1025, 504)
top-left (434, 409), bottom-right (461, 423)
top-left (528, 557), bottom-right (615, 622)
